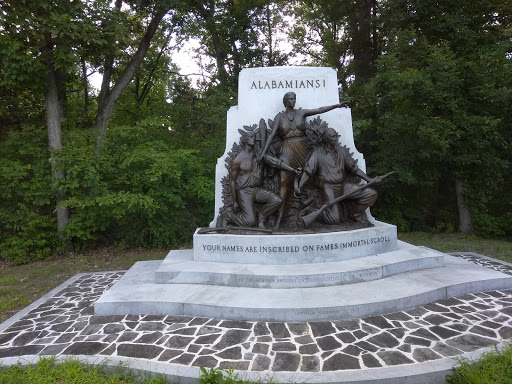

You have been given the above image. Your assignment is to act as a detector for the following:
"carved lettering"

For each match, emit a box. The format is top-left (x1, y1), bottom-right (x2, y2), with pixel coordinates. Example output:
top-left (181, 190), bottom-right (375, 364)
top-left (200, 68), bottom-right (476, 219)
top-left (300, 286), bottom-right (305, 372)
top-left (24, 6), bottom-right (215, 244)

top-left (296, 311), bottom-right (316, 316)
top-left (202, 244), bottom-right (221, 251)
top-left (200, 236), bottom-right (392, 255)
top-left (249, 78), bottom-right (329, 90)
top-left (237, 268), bottom-right (381, 287)
top-left (222, 245), bottom-right (244, 252)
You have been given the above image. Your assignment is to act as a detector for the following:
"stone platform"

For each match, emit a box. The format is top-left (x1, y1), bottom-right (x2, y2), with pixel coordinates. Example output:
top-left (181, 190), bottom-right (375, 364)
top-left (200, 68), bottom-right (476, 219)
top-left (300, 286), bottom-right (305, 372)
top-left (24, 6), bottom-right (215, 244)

top-left (1, 252), bottom-right (512, 384)
top-left (94, 243), bottom-right (512, 322)
top-left (154, 245), bottom-right (443, 288)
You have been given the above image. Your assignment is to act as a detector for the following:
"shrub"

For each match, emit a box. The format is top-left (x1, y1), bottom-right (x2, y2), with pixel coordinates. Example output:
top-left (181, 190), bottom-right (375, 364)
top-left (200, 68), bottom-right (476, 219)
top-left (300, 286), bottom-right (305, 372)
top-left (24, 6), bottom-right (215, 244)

top-left (0, 125), bottom-right (60, 264)
top-left (446, 344), bottom-right (512, 384)
top-left (58, 122), bottom-right (214, 250)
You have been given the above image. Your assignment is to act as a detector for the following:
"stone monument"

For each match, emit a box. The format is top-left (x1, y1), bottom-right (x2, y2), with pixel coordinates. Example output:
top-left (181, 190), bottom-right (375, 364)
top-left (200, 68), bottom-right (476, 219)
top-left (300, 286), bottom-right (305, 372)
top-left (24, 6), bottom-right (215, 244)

top-left (211, 67), bottom-right (375, 229)
top-left (95, 67), bottom-right (512, 322)
top-left (195, 66), bottom-right (397, 263)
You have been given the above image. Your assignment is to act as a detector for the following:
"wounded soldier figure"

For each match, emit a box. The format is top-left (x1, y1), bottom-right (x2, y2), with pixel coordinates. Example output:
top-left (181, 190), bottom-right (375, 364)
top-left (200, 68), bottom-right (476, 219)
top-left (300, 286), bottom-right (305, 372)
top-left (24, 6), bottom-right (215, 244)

top-left (296, 128), bottom-right (378, 225)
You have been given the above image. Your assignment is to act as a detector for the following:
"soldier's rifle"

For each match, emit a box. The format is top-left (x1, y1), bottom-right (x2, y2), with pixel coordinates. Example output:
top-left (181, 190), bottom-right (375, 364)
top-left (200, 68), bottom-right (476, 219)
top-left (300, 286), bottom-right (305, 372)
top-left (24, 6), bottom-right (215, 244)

top-left (300, 171), bottom-right (395, 228)
top-left (197, 226), bottom-right (273, 234)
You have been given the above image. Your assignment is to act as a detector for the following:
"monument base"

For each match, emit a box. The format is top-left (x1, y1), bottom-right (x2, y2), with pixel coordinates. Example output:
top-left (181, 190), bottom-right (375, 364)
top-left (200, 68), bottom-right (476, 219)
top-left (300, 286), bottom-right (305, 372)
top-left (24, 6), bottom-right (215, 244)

top-left (154, 243), bottom-right (442, 288)
top-left (194, 221), bottom-right (397, 264)
top-left (94, 241), bottom-right (512, 322)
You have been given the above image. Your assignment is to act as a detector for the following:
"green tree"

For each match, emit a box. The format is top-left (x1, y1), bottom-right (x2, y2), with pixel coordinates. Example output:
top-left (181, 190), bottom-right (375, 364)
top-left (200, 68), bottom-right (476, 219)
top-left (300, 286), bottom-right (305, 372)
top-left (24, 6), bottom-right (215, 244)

top-left (178, 0), bottom-right (292, 86)
top-left (288, 0), bottom-right (380, 91)
top-left (362, 0), bottom-right (512, 234)
top-left (0, 126), bottom-right (59, 263)
top-left (1, 0), bottom-right (103, 239)
top-left (1, 0), bottom-right (178, 243)
top-left (253, 2), bottom-right (291, 67)
top-left (56, 122), bottom-right (214, 251)
top-left (94, 1), bottom-right (175, 156)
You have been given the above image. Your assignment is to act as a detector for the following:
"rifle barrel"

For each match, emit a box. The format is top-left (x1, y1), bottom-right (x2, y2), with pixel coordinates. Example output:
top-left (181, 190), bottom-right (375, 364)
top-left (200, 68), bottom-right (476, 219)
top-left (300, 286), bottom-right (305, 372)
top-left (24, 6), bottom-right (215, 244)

top-left (301, 171), bottom-right (394, 228)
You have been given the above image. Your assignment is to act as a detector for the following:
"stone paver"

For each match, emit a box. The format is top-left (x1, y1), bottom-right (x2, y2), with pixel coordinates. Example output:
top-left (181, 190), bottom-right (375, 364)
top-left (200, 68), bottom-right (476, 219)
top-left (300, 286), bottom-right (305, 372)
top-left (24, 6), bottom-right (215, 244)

top-left (0, 253), bottom-right (511, 373)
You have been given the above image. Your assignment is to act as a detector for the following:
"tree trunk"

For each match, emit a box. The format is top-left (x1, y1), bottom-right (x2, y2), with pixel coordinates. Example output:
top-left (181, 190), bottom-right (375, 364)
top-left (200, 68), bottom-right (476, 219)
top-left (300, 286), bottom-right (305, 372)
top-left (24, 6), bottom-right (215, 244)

top-left (265, 5), bottom-right (274, 66)
top-left (191, 0), bottom-right (229, 84)
top-left (139, 31), bottom-right (173, 106)
top-left (350, 0), bottom-right (374, 84)
top-left (81, 58), bottom-right (89, 118)
top-left (456, 179), bottom-right (473, 234)
top-left (42, 40), bottom-right (70, 239)
top-left (204, 4), bottom-right (229, 84)
top-left (94, 6), bottom-right (169, 157)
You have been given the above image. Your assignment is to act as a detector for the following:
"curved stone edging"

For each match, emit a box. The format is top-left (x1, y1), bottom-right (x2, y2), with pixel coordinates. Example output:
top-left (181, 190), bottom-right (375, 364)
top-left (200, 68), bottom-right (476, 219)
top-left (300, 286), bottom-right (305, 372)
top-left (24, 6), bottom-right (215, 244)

top-left (1, 341), bottom-right (511, 384)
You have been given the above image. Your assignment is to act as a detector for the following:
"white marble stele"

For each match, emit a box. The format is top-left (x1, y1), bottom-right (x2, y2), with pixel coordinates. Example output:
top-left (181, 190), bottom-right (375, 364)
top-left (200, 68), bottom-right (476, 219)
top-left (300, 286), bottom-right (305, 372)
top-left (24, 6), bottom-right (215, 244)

top-left (200, 66), bottom-right (398, 266)
top-left (211, 66), bottom-right (372, 226)
top-left (93, 67), bottom-right (512, 322)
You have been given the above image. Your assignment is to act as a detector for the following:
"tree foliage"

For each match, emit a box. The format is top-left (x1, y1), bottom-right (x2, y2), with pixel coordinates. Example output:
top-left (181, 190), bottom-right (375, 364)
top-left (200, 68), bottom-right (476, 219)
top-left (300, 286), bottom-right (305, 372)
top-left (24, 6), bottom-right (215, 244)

top-left (288, 0), bottom-right (380, 92)
top-left (57, 122), bottom-right (214, 251)
top-left (360, 0), bottom-right (512, 235)
top-left (0, 126), bottom-right (59, 264)
top-left (1, 0), bottom-right (511, 264)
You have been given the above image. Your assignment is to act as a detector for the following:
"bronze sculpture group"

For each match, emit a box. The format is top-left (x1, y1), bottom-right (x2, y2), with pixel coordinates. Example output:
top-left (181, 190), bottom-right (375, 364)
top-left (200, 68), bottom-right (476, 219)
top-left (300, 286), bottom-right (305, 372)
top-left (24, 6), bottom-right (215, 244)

top-left (218, 92), bottom-right (387, 231)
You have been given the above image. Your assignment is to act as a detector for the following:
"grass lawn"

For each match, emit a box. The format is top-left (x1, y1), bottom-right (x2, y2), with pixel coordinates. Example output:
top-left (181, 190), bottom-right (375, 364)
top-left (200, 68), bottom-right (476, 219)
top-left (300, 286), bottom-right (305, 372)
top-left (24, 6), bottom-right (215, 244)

top-left (446, 343), bottom-right (512, 384)
top-left (398, 232), bottom-right (512, 264)
top-left (0, 233), bottom-right (511, 324)
top-left (0, 247), bottom-right (167, 324)
top-left (0, 356), bottom-right (171, 383)
top-left (0, 358), bottom-right (272, 384)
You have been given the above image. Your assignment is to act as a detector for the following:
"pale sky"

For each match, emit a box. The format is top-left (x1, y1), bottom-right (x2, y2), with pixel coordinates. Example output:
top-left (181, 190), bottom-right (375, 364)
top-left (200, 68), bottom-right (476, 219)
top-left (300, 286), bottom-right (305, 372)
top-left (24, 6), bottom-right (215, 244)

top-left (90, 24), bottom-right (302, 91)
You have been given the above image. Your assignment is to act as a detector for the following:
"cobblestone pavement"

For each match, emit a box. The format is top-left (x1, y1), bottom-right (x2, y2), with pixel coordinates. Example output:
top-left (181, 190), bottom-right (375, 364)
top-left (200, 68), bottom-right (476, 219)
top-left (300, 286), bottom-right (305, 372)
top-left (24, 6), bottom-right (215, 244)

top-left (0, 253), bottom-right (511, 373)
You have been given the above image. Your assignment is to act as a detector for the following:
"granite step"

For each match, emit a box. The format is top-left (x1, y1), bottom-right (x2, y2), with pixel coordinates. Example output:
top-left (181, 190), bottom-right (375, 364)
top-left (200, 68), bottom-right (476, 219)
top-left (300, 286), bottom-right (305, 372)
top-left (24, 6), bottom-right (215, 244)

top-left (155, 242), bottom-right (444, 288)
top-left (94, 247), bottom-right (512, 322)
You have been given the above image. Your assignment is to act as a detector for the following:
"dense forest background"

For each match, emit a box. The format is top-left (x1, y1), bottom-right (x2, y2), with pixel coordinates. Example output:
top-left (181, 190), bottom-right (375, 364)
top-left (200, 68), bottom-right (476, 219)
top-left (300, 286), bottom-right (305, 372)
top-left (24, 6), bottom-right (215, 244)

top-left (1, 0), bottom-right (511, 264)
